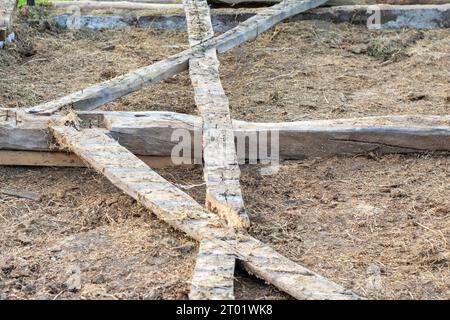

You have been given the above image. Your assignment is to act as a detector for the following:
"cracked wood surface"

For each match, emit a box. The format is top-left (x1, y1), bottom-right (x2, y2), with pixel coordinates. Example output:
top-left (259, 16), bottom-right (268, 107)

top-left (25, 0), bottom-right (328, 114)
top-left (184, 0), bottom-right (249, 228)
top-left (2, 110), bottom-right (449, 158)
top-left (183, 0), bottom-right (244, 300)
top-left (49, 125), bottom-right (363, 300)
top-left (50, 1), bottom-right (183, 10)
top-left (189, 237), bottom-right (236, 299)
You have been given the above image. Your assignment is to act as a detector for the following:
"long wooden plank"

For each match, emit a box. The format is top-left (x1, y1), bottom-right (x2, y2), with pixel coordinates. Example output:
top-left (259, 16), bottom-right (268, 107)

top-left (0, 150), bottom-right (176, 167)
top-left (2, 110), bottom-right (449, 158)
top-left (49, 125), bottom-right (362, 300)
top-left (50, 1), bottom-right (183, 10)
top-left (25, 0), bottom-right (328, 114)
top-left (184, 0), bottom-right (249, 229)
top-left (183, 0), bottom-right (243, 300)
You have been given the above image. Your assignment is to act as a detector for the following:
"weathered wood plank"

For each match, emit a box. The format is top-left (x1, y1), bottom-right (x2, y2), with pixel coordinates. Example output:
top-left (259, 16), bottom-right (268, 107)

top-left (26, 0), bottom-right (328, 114)
top-left (183, 0), bottom-right (243, 300)
top-left (0, 0), bottom-right (17, 42)
top-left (2, 110), bottom-right (449, 158)
top-left (50, 1), bottom-right (183, 10)
top-left (184, 0), bottom-right (249, 228)
top-left (49, 125), bottom-right (362, 300)
top-left (0, 150), bottom-right (176, 167)
top-left (189, 237), bottom-right (236, 300)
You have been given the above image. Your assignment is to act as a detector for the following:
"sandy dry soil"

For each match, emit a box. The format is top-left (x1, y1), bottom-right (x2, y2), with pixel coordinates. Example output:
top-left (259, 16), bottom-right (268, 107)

top-left (0, 10), bottom-right (449, 299)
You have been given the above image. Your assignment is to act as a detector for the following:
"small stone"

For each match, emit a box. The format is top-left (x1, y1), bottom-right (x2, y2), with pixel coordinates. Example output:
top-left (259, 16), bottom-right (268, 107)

top-left (92, 274), bottom-right (106, 284)
top-left (102, 44), bottom-right (116, 51)
top-left (16, 233), bottom-right (32, 245)
top-left (22, 283), bottom-right (36, 294)
top-left (143, 289), bottom-right (161, 300)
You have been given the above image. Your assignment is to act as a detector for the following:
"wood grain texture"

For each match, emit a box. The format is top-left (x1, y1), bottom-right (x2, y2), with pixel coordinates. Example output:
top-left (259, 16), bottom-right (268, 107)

top-left (2, 110), bottom-right (449, 158)
top-left (183, 0), bottom-right (243, 300)
top-left (25, 0), bottom-right (328, 114)
top-left (189, 237), bottom-right (236, 300)
top-left (184, 0), bottom-right (249, 228)
top-left (49, 125), bottom-right (362, 300)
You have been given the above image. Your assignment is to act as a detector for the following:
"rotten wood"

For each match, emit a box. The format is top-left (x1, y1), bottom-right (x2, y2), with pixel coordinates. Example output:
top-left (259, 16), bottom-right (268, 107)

top-left (184, 0), bottom-right (249, 228)
top-left (49, 124), bottom-right (362, 300)
top-left (183, 0), bottom-right (244, 300)
top-left (25, 0), bottom-right (328, 114)
top-left (189, 237), bottom-right (236, 300)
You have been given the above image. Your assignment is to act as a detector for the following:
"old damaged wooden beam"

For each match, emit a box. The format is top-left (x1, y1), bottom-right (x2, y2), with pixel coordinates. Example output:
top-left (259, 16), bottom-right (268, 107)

top-left (184, 0), bottom-right (250, 228)
top-left (1, 110), bottom-right (449, 160)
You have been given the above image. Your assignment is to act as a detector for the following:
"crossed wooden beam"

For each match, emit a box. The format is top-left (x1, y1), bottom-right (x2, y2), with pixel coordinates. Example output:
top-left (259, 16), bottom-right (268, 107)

top-left (2, 0), bottom-right (450, 299)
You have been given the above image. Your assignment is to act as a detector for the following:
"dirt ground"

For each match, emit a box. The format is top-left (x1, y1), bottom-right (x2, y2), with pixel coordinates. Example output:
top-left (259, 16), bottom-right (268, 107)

top-left (0, 11), bottom-right (449, 300)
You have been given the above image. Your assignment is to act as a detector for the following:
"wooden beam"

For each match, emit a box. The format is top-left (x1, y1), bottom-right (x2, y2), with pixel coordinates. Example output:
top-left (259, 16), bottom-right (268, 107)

top-left (25, 0), bottom-right (328, 115)
top-left (2, 110), bottom-right (449, 159)
top-left (0, 0), bottom-right (17, 42)
top-left (184, 0), bottom-right (249, 228)
top-left (50, 1), bottom-right (183, 10)
top-left (0, 150), bottom-right (176, 168)
top-left (183, 0), bottom-right (245, 300)
top-left (49, 124), bottom-right (362, 300)
top-left (189, 237), bottom-right (236, 300)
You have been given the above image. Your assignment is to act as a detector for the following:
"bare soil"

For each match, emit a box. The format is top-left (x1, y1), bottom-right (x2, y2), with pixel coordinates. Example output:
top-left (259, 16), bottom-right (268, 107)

top-left (0, 13), bottom-right (449, 300)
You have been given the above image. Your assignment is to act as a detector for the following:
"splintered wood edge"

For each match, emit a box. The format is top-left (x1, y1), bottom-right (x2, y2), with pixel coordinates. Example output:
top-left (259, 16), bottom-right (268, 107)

top-left (48, 124), bottom-right (363, 300)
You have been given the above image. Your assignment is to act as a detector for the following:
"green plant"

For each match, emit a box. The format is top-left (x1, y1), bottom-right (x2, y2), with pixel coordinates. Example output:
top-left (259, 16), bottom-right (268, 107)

top-left (18, 0), bottom-right (51, 7)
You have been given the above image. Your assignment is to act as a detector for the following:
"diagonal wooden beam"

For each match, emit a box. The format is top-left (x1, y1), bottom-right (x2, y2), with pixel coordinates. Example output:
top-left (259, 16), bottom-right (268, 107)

top-left (49, 124), bottom-right (362, 300)
top-left (25, 0), bottom-right (328, 115)
top-left (184, 0), bottom-right (249, 228)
